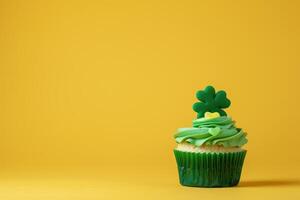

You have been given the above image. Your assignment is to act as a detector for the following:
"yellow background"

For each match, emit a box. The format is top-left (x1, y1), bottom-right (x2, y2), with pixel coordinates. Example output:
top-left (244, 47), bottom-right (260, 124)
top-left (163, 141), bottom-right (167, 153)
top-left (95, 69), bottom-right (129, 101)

top-left (0, 0), bottom-right (300, 199)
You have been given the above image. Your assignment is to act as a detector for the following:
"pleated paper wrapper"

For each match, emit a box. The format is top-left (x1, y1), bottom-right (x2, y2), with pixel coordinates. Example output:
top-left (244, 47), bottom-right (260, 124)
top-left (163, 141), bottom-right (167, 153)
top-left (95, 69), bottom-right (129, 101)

top-left (174, 149), bottom-right (246, 187)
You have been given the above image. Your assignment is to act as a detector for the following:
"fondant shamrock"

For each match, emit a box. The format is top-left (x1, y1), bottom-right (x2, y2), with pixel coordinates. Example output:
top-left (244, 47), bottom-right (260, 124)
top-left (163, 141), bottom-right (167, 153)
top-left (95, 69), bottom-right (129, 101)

top-left (192, 85), bottom-right (231, 118)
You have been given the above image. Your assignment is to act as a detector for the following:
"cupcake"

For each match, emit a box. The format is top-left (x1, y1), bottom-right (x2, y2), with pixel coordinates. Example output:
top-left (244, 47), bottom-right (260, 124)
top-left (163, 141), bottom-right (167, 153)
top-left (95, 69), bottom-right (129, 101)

top-left (173, 85), bottom-right (248, 187)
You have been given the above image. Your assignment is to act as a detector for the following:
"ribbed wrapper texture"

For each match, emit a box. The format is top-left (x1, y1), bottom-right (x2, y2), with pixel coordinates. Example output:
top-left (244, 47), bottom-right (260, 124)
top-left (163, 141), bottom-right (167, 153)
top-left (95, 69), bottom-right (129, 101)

top-left (174, 149), bottom-right (246, 187)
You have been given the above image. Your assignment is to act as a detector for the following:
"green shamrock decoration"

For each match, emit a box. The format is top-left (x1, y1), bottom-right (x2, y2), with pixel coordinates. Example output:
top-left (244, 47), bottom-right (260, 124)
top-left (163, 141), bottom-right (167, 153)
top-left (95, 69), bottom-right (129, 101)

top-left (192, 85), bottom-right (231, 118)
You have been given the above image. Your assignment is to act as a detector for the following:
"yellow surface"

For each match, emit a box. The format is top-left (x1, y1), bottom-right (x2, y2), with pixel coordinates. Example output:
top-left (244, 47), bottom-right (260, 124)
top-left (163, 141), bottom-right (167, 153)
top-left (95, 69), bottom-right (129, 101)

top-left (0, 0), bottom-right (300, 199)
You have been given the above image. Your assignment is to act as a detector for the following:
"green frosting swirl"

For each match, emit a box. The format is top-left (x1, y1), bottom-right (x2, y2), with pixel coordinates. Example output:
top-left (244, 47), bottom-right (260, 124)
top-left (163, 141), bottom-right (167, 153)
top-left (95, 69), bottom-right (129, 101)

top-left (174, 116), bottom-right (248, 147)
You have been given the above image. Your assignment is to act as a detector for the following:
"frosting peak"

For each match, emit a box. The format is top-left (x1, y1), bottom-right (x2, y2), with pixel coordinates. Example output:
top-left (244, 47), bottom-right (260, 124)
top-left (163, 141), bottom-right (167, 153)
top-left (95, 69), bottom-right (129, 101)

top-left (174, 116), bottom-right (247, 147)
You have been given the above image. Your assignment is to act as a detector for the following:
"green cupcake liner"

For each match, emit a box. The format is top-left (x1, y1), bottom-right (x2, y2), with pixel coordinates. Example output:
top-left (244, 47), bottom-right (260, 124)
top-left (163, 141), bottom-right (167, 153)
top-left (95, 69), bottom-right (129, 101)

top-left (174, 149), bottom-right (246, 187)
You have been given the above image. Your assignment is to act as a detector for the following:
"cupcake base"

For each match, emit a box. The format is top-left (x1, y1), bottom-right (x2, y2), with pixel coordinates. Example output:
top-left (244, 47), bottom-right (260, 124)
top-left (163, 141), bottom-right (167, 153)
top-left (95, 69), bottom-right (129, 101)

top-left (174, 149), bottom-right (246, 187)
